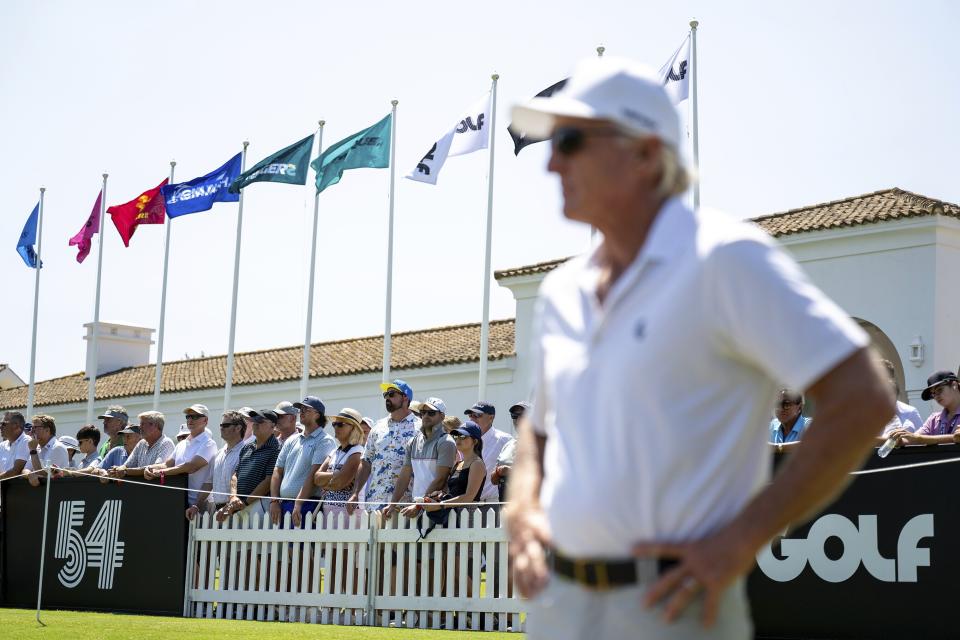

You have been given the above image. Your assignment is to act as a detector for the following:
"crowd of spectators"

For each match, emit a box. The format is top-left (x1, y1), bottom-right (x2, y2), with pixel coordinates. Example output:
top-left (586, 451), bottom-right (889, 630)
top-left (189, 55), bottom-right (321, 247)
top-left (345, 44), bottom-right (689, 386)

top-left (766, 359), bottom-right (960, 452)
top-left (4, 361), bottom-right (960, 511)
top-left (0, 379), bottom-right (525, 528)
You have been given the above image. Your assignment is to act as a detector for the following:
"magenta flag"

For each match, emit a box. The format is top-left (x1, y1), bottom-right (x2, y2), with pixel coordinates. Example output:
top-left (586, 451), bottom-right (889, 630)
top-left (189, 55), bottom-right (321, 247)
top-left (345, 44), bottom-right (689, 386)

top-left (68, 190), bottom-right (103, 263)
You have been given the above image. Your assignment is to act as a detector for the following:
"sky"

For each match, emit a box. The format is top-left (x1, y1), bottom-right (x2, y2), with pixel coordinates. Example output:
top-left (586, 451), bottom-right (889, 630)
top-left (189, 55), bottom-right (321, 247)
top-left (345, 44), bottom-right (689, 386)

top-left (2, 0), bottom-right (958, 385)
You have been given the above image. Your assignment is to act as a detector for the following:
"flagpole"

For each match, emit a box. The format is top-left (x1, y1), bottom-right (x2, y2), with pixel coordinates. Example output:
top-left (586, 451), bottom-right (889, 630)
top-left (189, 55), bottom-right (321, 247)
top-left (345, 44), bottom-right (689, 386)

top-left (301, 121), bottom-right (325, 399)
top-left (86, 174), bottom-right (108, 425)
top-left (26, 187), bottom-right (45, 418)
top-left (153, 161), bottom-right (176, 410)
top-left (690, 19), bottom-right (700, 210)
top-left (382, 100), bottom-right (398, 383)
top-left (223, 142), bottom-right (249, 414)
top-left (478, 74), bottom-right (499, 399)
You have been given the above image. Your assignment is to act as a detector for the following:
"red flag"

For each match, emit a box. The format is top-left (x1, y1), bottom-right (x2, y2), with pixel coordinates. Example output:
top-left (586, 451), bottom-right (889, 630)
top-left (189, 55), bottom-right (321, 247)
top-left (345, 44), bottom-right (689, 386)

top-left (107, 179), bottom-right (168, 247)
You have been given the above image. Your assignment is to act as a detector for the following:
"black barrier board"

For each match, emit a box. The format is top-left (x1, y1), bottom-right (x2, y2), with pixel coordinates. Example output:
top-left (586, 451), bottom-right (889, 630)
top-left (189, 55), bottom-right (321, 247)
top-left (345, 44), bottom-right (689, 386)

top-left (1, 473), bottom-right (188, 615)
top-left (749, 444), bottom-right (960, 639)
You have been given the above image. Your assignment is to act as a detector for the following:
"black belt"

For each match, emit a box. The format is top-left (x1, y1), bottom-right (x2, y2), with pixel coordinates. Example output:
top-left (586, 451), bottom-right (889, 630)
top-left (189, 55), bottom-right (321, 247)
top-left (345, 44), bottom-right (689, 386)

top-left (549, 550), bottom-right (677, 590)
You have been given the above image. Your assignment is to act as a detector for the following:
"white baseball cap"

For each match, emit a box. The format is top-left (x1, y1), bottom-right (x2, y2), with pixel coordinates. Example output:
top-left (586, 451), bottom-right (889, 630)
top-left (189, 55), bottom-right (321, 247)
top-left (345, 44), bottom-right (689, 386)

top-left (510, 56), bottom-right (681, 150)
top-left (420, 397), bottom-right (447, 414)
top-left (59, 436), bottom-right (81, 452)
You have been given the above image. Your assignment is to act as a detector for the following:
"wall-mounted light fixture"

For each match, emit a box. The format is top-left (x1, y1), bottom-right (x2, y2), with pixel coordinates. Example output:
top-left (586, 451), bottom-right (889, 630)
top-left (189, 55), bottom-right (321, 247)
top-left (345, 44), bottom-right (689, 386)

top-left (909, 336), bottom-right (924, 367)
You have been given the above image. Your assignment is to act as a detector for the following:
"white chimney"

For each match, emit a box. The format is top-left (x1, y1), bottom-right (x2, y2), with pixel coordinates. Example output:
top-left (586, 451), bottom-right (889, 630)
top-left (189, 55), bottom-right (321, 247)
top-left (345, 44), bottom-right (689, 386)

top-left (84, 322), bottom-right (155, 378)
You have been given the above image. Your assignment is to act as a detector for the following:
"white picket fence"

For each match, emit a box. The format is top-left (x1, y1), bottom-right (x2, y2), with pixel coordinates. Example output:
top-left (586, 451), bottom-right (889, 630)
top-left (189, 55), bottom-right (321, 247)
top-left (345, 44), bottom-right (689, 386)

top-left (183, 506), bottom-right (525, 632)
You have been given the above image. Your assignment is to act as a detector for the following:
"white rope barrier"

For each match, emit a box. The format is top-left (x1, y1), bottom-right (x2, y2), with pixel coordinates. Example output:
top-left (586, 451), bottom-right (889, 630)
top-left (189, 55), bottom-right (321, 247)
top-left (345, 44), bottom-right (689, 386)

top-left (59, 467), bottom-right (507, 507)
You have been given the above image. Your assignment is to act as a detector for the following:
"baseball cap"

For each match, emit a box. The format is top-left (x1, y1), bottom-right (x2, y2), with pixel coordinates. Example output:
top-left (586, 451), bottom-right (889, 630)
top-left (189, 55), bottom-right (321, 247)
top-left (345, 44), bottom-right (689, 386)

top-left (509, 401), bottom-right (531, 415)
top-left (464, 401), bottom-right (496, 416)
top-left (97, 406), bottom-right (128, 420)
top-left (921, 370), bottom-right (959, 401)
top-left (361, 416), bottom-right (376, 429)
top-left (118, 424), bottom-right (142, 435)
top-left (451, 422), bottom-right (483, 441)
top-left (510, 56), bottom-right (681, 151)
top-left (184, 404), bottom-right (209, 417)
top-left (293, 396), bottom-right (326, 414)
top-left (59, 436), bottom-right (80, 452)
top-left (380, 379), bottom-right (413, 400)
top-left (259, 410), bottom-right (280, 424)
top-left (409, 400), bottom-right (422, 414)
top-left (238, 407), bottom-right (257, 419)
top-left (274, 401), bottom-right (299, 416)
top-left (177, 423), bottom-right (191, 437)
top-left (421, 397), bottom-right (447, 414)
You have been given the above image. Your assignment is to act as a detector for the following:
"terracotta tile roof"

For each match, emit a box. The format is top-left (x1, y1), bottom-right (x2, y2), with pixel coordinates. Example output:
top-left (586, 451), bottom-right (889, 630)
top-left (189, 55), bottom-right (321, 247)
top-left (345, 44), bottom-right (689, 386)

top-left (494, 188), bottom-right (960, 280)
top-left (0, 320), bottom-right (515, 411)
top-left (752, 188), bottom-right (960, 238)
top-left (494, 257), bottom-right (573, 280)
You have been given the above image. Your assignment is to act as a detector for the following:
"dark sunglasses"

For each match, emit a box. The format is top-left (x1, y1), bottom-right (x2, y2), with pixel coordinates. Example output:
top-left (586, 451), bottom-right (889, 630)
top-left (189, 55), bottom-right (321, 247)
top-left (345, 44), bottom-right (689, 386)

top-left (186, 415), bottom-right (205, 421)
top-left (220, 422), bottom-right (242, 429)
top-left (509, 412), bottom-right (523, 420)
top-left (451, 434), bottom-right (468, 440)
top-left (777, 400), bottom-right (799, 410)
top-left (382, 390), bottom-right (401, 399)
top-left (331, 421), bottom-right (351, 428)
top-left (551, 126), bottom-right (624, 156)
top-left (421, 410), bottom-right (439, 417)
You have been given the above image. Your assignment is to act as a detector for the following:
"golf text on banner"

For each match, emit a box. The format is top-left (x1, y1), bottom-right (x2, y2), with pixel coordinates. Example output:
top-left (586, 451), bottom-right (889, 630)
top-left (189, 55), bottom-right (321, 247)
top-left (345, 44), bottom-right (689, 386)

top-left (68, 190), bottom-right (103, 263)
top-left (107, 180), bottom-right (168, 247)
top-left (228, 134), bottom-right (312, 193)
top-left (507, 78), bottom-right (567, 155)
top-left (312, 113), bottom-right (392, 193)
top-left (161, 153), bottom-right (241, 217)
top-left (16, 203), bottom-right (42, 268)
top-left (659, 33), bottom-right (691, 105)
top-left (407, 92), bottom-right (492, 185)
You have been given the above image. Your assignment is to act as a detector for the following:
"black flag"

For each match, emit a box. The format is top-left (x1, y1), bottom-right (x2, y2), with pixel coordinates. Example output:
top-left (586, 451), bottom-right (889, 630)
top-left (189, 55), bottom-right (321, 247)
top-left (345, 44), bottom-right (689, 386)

top-left (507, 78), bottom-right (568, 155)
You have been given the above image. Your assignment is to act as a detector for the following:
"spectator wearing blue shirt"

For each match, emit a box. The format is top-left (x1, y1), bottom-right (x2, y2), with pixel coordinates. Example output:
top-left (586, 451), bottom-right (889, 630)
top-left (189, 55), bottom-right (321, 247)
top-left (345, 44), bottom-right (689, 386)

top-left (769, 389), bottom-right (811, 452)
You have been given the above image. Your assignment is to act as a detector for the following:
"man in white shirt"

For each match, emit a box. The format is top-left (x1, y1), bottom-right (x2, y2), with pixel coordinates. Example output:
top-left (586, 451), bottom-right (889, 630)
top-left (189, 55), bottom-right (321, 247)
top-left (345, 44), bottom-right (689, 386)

top-left (505, 57), bottom-right (892, 639)
top-left (24, 414), bottom-right (70, 486)
top-left (204, 411), bottom-right (247, 513)
top-left (464, 401), bottom-right (513, 504)
top-left (0, 411), bottom-right (31, 479)
top-left (145, 404), bottom-right (218, 513)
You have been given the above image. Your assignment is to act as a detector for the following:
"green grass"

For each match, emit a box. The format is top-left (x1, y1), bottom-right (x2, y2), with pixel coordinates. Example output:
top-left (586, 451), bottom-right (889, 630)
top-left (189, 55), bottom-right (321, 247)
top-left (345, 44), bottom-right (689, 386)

top-left (1, 608), bottom-right (522, 639)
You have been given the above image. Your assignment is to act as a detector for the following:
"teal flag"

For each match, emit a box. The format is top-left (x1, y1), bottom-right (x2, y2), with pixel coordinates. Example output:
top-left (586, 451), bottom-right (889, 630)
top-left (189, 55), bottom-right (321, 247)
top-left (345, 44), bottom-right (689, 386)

top-left (229, 133), bottom-right (314, 193)
top-left (312, 113), bottom-right (391, 193)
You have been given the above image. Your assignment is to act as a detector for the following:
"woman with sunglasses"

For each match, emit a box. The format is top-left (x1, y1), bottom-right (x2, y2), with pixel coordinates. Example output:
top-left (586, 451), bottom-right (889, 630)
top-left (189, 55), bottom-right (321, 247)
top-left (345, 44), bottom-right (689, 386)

top-left (314, 408), bottom-right (365, 529)
top-left (422, 421), bottom-right (486, 514)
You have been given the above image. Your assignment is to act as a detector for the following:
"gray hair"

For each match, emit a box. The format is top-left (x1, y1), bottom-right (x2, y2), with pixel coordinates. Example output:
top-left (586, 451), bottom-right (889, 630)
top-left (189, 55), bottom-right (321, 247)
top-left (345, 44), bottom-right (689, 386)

top-left (138, 411), bottom-right (165, 431)
top-left (654, 144), bottom-right (694, 199)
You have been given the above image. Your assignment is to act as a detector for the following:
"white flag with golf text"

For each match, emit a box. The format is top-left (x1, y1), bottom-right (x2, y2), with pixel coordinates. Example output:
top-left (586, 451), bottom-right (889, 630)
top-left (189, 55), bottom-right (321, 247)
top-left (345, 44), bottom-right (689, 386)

top-left (407, 92), bottom-right (492, 185)
top-left (658, 34), bottom-right (690, 105)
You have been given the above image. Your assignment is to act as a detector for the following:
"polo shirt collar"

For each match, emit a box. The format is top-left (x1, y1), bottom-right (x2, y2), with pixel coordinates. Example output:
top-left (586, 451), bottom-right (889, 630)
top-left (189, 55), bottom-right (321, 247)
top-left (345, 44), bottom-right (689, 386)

top-left (188, 428), bottom-right (212, 443)
top-left (582, 196), bottom-right (694, 308)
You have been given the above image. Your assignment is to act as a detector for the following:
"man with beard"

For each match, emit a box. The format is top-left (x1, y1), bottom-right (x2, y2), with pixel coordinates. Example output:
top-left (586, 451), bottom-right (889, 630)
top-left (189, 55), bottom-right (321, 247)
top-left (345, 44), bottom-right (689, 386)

top-left (348, 379), bottom-right (420, 512)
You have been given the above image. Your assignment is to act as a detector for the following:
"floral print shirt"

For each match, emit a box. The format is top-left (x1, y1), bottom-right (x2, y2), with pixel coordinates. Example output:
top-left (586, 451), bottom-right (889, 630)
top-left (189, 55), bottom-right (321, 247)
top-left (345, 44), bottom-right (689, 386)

top-left (361, 412), bottom-right (420, 508)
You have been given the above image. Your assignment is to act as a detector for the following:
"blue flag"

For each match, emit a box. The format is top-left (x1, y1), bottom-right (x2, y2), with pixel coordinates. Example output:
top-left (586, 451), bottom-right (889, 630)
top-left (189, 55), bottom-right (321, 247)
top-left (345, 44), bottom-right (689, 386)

top-left (16, 203), bottom-right (42, 268)
top-left (161, 153), bottom-right (242, 218)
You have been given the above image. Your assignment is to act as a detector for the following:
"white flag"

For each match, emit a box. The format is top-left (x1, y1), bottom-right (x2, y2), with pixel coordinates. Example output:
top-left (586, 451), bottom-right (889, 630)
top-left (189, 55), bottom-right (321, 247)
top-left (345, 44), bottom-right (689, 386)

top-left (658, 34), bottom-right (691, 105)
top-left (407, 92), bottom-right (492, 185)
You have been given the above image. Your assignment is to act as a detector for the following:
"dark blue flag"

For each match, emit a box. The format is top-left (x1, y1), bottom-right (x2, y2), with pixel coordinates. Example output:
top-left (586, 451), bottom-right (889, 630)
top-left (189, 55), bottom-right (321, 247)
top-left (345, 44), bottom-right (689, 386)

top-left (161, 153), bottom-right (242, 218)
top-left (16, 203), bottom-right (42, 268)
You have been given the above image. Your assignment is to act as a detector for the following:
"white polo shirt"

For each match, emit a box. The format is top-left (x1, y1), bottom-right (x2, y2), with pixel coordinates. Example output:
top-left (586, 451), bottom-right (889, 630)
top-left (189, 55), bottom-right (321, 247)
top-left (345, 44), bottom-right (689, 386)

top-left (531, 198), bottom-right (868, 557)
top-left (25, 437), bottom-right (70, 471)
top-left (173, 428), bottom-right (218, 505)
top-left (479, 427), bottom-right (513, 501)
top-left (0, 431), bottom-right (30, 473)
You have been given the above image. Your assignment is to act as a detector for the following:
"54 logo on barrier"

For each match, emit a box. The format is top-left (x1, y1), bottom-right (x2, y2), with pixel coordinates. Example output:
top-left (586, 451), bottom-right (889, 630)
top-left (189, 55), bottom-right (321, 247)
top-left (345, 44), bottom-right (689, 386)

top-left (54, 500), bottom-right (125, 589)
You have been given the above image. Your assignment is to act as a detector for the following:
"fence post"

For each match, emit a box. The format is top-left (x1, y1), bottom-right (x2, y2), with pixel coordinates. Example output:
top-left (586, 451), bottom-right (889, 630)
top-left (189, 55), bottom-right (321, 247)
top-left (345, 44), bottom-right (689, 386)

top-left (183, 516), bottom-right (197, 617)
top-left (365, 510), bottom-right (380, 624)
